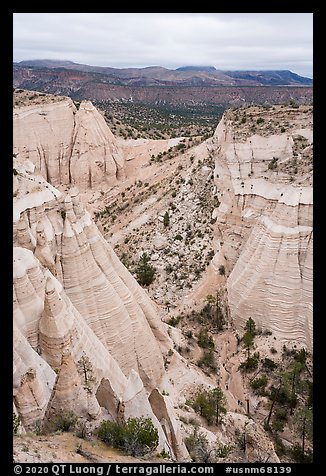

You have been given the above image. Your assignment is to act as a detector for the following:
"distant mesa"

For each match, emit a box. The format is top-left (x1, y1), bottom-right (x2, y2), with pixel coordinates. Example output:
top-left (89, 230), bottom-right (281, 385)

top-left (224, 70), bottom-right (313, 86)
top-left (176, 65), bottom-right (217, 72)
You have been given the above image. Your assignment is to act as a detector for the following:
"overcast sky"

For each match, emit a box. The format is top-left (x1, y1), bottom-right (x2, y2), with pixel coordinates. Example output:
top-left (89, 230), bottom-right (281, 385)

top-left (13, 13), bottom-right (313, 78)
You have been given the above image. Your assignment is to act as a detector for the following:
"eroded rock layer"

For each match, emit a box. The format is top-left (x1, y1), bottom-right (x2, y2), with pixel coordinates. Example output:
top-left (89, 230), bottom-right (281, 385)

top-left (13, 158), bottom-right (186, 458)
top-left (210, 106), bottom-right (313, 348)
top-left (13, 95), bottom-right (125, 190)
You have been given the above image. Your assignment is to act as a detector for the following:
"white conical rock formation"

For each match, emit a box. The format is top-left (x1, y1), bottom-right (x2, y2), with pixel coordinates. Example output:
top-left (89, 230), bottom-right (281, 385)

top-left (13, 98), bottom-right (125, 189)
top-left (16, 215), bottom-right (35, 251)
top-left (38, 277), bottom-right (75, 368)
top-left (58, 208), bottom-right (168, 390)
top-left (13, 162), bottom-right (187, 454)
top-left (43, 350), bottom-right (101, 430)
top-left (14, 247), bottom-right (129, 414)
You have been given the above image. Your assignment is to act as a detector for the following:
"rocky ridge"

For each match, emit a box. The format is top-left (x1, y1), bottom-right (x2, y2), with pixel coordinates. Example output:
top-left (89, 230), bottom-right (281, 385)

top-left (13, 90), bottom-right (125, 190)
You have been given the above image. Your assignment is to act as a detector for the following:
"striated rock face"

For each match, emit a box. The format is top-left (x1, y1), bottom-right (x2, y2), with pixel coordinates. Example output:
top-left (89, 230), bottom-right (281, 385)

top-left (13, 157), bottom-right (188, 459)
top-left (210, 106), bottom-right (313, 348)
top-left (13, 95), bottom-right (125, 190)
top-left (43, 350), bottom-right (101, 430)
top-left (13, 159), bottom-right (169, 390)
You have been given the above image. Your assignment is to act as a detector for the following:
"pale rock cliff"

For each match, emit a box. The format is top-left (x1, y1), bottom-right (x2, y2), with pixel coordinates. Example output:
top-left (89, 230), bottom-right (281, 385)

top-left (13, 96), bottom-right (125, 190)
top-left (13, 158), bottom-right (187, 459)
top-left (210, 107), bottom-right (313, 348)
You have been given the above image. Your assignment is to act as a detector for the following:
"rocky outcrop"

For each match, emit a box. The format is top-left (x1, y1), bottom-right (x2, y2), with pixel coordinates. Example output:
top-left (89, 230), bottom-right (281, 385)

top-left (13, 157), bottom-right (189, 459)
top-left (224, 413), bottom-right (280, 463)
top-left (149, 388), bottom-right (190, 461)
top-left (13, 96), bottom-right (125, 190)
top-left (210, 106), bottom-right (313, 348)
top-left (13, 159), bottom-right (169, 390)
top-left (43, 350), bottom-right (101, 431)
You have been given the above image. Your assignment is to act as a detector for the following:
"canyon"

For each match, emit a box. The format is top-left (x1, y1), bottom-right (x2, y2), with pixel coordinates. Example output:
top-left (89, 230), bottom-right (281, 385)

top-left (13, 89), bottom-right (313, 464)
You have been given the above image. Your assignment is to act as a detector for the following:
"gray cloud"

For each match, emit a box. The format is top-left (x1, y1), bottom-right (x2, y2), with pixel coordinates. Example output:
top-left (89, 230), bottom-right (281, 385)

top-left (13, 13), bottom-right (313, 77)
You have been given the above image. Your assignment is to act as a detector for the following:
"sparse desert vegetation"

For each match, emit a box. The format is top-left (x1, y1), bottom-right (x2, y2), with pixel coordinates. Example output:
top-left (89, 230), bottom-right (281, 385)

top-left (13, 92), bottom-right (313, 465)
top-left (95, 100), bottom-right (222, 140)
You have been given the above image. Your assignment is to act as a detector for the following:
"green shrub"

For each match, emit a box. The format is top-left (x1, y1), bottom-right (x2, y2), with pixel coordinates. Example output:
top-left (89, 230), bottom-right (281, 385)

top-left (257, 117), bottom-right (264, 124)
top-left (135, 253), bottom-right (156, 286)
top-left (290, 444), bottom-right (313, 463)
top-left (239, 353), bottom-right (259, 372)
top-left (49, 411), bottom-right (78, 432)
top-left (251, 375), bottom-right (268, 394)
top-left (98, 417), bottom-right (159, 457)
top-left (167, 315), bottom-right (182, 327)
top-left (197, 328), bottom-right (215, 349)
top-left (174, 234), bottom-right (183, 241)
top-left (197, 349), bottom-right (217, 372)
top-left (273, 434), bottom-right (286, 457)
top-left (13, 412), bottom-right (20, 434)
top-left (157, 448), bottom-right (170, 459)
top-left (97, 420), bottom-right (126, 447)
top-left (75, 420), bottom-right (90, 439)
top-left (215, 443), bottom-right (232, 458)
top-left (218, 265), bottom-right (225, 276)
top-left (263, 358), bottom-right (278, 371)
top-left (268, 157), bottom-right (278, 170)
top-left (165, 264), bottom-right (173, 274)
top-left (163, 211), bottom-right (170, 227)
top-left (185, 427), bottom-right (212, 462)
top-left (123, 417), bottom-right (159, 456)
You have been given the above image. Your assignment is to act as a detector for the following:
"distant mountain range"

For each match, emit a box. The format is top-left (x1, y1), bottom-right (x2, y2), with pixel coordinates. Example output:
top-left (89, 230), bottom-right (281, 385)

top-left (13, 60), bottom-right (313, 107)
top-left (14, 60), bottom-right (313, 87)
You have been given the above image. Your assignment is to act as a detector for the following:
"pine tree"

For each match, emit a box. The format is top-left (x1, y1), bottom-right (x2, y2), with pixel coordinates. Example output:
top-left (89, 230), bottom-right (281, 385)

top-left (77, 354), bottom-right (96, 391)
top-left (135, 253), bottom-right (156, 286)
top-left (163, 211), bottom-right (170, 227)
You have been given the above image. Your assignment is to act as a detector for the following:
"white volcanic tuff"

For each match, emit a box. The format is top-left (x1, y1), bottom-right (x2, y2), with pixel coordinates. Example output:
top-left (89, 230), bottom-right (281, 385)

top-left (13, 162), bottom-right (168, 390)
top-left (13, 247), bottom-right (46, 348)
top-left (13, 322), bottom-right (56, 429)
top-left (149, 389), bottom-right (190, 461)
top-left (60, 214), bottom-right (167, 389)
top-left (13, 249), bottom-right (127, 393)
top-left (212, 115), bottom-right (312, 348)
top-left (13, 99), bottom-right (125, 189)
top-left (43, 350), bottom-right (101, 427)
top-left (13, 246), bottom-right (171, 445)
top-left (13, 229), bottom-right (183, 457)
top-left (70, 101), bottom-right (125, 188)
top-left (13, 100), bottom-right (75, 185)
top-left (13, 159), bottom-right (62, 224)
